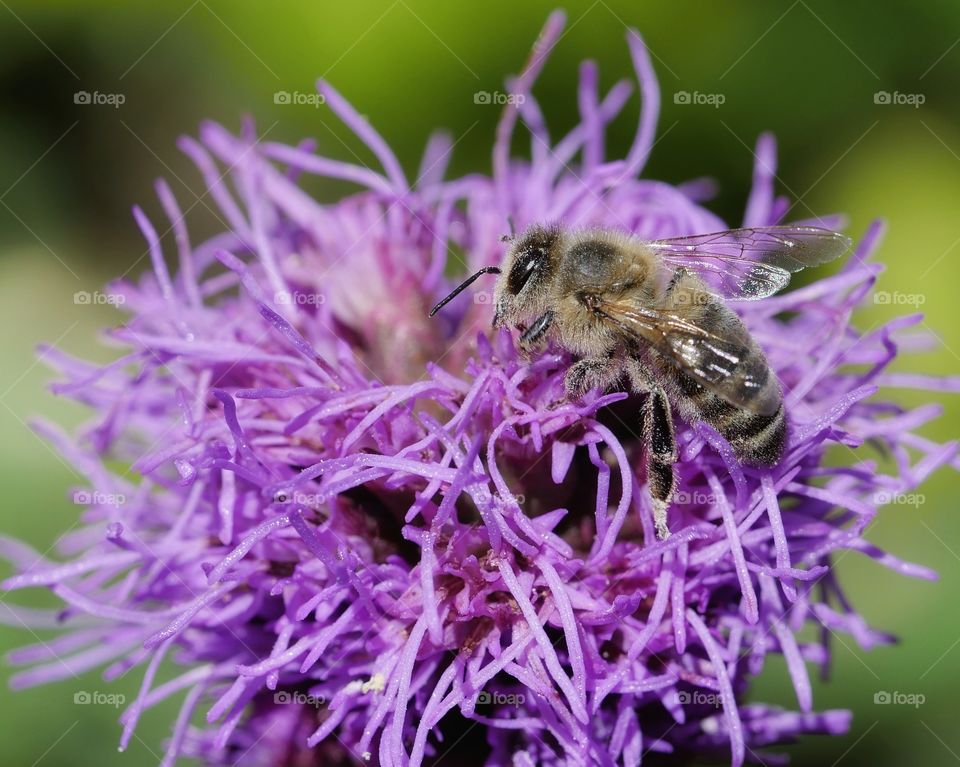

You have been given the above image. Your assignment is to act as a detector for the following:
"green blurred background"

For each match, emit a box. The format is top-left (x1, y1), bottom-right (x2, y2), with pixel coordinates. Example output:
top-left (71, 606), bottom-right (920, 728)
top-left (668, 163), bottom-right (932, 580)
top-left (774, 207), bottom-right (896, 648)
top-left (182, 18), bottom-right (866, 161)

top-left (1, 1), bottom-right (958, 765)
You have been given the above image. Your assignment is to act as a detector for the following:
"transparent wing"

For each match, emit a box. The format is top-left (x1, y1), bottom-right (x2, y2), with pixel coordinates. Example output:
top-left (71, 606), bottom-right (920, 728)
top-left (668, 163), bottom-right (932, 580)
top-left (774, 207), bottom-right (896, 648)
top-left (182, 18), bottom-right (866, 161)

top-left (591, 297), bottom-right (780, 415)
top-left (646, 225), bottom-right (851, 300)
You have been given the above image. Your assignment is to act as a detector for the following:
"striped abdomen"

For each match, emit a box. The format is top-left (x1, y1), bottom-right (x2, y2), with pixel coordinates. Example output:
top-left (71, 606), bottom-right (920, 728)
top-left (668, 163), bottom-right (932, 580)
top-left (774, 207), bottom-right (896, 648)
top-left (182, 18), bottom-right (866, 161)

top-left (667, 366), bottom-right (786, 466)
top-left (653, 300), bottom-right (786, 467)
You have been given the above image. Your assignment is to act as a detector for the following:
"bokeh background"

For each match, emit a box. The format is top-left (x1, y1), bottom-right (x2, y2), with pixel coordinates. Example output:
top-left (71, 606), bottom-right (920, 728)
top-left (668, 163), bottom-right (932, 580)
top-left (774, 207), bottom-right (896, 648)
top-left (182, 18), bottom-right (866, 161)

top-left (1, 1), bottom-right (958, 765)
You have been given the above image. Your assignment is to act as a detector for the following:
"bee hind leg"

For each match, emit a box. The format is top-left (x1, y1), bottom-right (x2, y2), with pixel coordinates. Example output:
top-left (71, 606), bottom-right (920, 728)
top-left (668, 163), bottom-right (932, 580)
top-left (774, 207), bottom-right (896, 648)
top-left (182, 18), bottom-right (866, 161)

top-left (643, 385), bottom-right (678, 540)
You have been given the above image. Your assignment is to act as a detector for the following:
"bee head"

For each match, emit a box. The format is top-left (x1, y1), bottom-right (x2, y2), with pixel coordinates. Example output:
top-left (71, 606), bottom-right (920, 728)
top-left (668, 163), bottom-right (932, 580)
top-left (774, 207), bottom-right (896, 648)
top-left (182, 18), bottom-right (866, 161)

top-left (492, 225), bottom-right (561, 328)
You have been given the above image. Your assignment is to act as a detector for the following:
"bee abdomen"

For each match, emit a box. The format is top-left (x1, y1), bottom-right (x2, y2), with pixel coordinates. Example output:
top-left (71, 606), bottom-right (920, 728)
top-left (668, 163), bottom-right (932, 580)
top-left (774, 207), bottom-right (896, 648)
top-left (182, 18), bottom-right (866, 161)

top-left (668, 367), bottom-right (787, 467)
top-left (718, 400), bottom-right (787, 467)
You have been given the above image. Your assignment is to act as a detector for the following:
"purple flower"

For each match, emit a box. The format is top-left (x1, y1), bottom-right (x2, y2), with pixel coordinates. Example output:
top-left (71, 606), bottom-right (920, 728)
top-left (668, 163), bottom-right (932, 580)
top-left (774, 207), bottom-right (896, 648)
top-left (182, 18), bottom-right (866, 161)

top-left (3, 10), bottom-right (958, 767)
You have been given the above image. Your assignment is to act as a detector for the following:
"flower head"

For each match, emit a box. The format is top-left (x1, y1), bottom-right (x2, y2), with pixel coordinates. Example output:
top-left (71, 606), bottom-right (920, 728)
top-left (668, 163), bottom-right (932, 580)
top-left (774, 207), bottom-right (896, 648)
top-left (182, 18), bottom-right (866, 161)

top-left (3, 11), bottom-right (958, 767)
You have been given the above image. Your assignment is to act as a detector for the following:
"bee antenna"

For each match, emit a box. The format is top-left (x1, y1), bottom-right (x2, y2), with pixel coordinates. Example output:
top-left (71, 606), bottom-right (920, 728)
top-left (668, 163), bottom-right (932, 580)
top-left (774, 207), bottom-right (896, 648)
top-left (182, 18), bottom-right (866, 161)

top-left (428, 266), bottom-right (502, 317)
top-left (498, 215), bottom-right (517, 242)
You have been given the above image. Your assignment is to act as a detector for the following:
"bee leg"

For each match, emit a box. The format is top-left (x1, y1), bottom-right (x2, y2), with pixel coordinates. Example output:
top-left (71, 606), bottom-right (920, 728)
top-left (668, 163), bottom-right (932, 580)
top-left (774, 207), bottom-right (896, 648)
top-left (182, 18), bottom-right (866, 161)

top-left (643, 385), bottom-right (677, 540)
top-left (518, 310), bottom-right (555, 353)
top-left (624, 355), bottom-right (653, 395)
top-left (564, 353), bottom-right (621, 399)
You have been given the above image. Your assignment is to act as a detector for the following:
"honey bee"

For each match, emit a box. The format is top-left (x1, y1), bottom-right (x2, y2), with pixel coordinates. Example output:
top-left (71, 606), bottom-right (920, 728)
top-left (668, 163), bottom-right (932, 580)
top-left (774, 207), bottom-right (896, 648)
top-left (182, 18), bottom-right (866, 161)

top-left (429, 224), bottom-right (851, 539)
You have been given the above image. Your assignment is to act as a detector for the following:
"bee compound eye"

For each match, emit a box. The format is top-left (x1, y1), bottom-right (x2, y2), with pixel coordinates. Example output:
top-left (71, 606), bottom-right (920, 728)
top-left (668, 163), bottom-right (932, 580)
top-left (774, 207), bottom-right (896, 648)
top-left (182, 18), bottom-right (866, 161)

top-left (507, 252), bottom-right (540, 295)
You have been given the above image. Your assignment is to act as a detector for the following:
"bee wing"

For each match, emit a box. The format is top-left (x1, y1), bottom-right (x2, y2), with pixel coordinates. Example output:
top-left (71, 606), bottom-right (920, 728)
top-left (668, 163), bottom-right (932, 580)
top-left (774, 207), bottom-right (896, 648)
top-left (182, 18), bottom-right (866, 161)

top-left (646, 225), bottom-right (852, 300)
top-left (592, 298), bottom-right (780, 415)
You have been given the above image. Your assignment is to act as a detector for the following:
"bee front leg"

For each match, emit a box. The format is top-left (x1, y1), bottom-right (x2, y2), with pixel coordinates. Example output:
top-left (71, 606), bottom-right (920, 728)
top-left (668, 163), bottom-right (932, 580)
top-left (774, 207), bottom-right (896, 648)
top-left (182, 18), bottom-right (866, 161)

top-left (517, 310), bottom-right (555, 354)
top-left (643, 385), bottom-right (677, 540)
